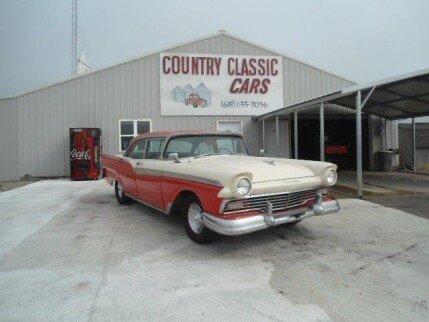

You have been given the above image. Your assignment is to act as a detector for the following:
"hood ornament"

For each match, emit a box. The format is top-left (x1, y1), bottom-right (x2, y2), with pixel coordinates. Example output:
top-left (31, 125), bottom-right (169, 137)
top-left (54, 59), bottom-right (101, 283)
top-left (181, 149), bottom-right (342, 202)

top-left (262, 160), bottom-right (276, 166)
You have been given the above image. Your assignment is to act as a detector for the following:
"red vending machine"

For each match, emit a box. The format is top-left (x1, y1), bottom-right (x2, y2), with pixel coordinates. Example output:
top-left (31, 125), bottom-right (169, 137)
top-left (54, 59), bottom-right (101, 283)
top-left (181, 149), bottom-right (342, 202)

top-left (70, 128), bottom-right (101, 180)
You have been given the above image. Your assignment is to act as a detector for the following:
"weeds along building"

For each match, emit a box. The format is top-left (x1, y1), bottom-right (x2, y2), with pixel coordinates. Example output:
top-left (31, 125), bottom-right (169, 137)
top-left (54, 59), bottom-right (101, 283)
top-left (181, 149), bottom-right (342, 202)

top-left (0, 31), bottom-right (398, 180)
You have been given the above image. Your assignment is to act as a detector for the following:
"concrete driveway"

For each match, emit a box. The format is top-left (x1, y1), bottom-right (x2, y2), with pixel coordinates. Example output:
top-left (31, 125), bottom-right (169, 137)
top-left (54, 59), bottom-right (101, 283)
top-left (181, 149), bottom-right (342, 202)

top-left (0, 180), bottom-right (428, 321)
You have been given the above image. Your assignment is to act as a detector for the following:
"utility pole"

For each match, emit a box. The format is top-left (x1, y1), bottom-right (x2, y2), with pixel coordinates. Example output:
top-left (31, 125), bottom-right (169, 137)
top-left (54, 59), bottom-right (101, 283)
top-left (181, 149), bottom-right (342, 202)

top-left (71, 0), bottom-right (78, 75)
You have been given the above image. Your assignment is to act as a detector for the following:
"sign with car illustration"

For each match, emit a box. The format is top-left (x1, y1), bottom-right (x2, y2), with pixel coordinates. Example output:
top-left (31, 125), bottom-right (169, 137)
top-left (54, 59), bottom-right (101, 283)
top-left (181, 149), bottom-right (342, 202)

top-left (160, 53), bottom-right (283, 115)
top-left (172, 84), bottom-right (211, 108)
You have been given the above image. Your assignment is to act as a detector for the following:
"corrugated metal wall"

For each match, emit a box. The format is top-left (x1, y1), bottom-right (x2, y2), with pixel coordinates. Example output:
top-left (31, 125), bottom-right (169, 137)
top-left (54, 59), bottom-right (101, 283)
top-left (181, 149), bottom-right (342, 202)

top-left (399, 123), bottom-right (429, 171)
top-left (0, 98), bottom-right (18, 180)
top-left (0, 33), bottom-right (354, 180)
top-left (367, 116), bottom-right (398, 170)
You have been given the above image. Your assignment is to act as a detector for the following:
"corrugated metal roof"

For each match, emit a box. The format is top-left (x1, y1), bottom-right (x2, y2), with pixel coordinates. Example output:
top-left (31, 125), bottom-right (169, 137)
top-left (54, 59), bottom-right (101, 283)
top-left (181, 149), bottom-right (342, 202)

top-left (1, 31), bottom-right (354, 100)
top-left (257, 68), bottom-right (429, 120)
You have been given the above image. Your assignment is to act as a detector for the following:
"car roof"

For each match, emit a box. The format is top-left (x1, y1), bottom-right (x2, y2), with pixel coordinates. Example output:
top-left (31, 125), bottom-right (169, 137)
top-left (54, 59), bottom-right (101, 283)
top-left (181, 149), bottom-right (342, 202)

top-left (129, 130), bottom-right (243, 146)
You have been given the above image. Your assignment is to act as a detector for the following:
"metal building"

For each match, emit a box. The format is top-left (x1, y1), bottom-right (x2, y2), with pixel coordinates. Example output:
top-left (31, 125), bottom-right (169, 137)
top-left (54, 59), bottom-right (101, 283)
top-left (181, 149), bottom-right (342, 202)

top-left (0, 31), bottom-right (394, 181)
top-left (399, 123), bottom-right (429, 171)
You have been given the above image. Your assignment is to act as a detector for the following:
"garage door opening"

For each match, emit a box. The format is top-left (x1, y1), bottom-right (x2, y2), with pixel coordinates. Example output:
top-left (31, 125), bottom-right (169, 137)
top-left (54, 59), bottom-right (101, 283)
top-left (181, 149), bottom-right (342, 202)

top-left (292, 116), bottom-right (370, 170)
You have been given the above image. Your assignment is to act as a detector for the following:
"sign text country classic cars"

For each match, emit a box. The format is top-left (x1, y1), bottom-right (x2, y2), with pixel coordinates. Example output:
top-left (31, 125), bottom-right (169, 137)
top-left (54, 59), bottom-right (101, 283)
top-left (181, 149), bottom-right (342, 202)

top-left (160, 53), bottom-right (284, 116)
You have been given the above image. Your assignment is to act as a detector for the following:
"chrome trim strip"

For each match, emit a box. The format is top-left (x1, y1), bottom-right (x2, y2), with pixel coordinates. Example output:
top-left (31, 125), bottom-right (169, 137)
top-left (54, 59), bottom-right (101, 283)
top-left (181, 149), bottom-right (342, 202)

top-left (219, 199), bottom-right (229, 214)
top-left (162, 171), bottom-right (223, 187)
top-left (165, 202), bottom-right (173, 214)
top-left (253, 175), bottom-right (318, 184)
top-left (134, 169), bottom-right (223, 187)
top-left (135, 168), bottom-right (163, 176)
top-left (127, 195), bottom-right (168, 215)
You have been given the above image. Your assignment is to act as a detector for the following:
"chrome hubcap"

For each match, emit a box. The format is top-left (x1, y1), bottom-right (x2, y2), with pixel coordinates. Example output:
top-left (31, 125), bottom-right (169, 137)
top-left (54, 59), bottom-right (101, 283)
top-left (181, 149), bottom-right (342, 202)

top-left (117, 181), bottom-right (124, 197)
top-left (188, 203), bottom-right (204, 234)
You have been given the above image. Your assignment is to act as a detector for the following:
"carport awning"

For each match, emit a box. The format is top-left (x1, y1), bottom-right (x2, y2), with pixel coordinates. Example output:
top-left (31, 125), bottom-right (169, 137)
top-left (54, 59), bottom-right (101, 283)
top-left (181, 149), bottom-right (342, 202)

top-left (257, 68), bottom-right (429, 120)
top-left (255, 68), bottom-right (429, 199)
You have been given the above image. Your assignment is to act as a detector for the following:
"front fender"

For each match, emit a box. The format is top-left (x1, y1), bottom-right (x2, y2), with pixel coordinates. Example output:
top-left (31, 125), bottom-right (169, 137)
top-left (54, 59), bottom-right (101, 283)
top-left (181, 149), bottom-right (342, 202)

top-left (162, 176), bottom-right (223, 215)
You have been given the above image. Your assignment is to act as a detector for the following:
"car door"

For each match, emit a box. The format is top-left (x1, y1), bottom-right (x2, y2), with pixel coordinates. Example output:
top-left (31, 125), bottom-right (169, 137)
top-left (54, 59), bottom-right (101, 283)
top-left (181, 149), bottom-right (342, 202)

top-left (135, 138), bottom-right (165, 210)
top-left (118, 140), bottom-right (147, 198)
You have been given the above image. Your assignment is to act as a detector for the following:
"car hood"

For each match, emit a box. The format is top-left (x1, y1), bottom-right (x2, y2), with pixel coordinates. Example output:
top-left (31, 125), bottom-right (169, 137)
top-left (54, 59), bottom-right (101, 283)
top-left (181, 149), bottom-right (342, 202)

top-left (159, 155), bottom-right (336, 198)
top-left (188, 155), bottom-right (316, 182)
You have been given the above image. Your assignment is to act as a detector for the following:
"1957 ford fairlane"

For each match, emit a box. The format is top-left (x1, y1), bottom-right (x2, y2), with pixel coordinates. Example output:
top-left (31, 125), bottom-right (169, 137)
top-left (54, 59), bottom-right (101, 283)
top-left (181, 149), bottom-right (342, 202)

top-left (102, 131), bottom-right (340, 243)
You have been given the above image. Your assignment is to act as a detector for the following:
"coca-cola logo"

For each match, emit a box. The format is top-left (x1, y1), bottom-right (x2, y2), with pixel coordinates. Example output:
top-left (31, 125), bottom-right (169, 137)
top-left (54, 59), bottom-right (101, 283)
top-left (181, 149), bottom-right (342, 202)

top-left (71, 148), bottom-right (91, 161)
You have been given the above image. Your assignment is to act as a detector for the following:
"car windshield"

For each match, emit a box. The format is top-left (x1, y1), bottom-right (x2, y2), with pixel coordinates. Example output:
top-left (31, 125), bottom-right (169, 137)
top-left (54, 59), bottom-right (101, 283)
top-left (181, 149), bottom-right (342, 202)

top-left (163, 135), bottom-right (249, 158)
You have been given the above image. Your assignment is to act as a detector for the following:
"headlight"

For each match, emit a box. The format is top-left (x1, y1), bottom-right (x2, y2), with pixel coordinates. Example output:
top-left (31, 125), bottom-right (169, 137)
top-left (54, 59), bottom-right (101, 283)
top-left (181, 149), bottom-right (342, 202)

top-left (237, 178), bottom-right (251, 196)
top-left (326, 170), bottom-right (337, 186)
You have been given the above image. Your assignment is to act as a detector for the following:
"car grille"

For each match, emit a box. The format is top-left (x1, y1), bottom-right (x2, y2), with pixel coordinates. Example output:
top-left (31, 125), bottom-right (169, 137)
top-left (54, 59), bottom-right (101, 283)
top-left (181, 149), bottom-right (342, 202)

top-left (223, 188), bottom-right (318, 214)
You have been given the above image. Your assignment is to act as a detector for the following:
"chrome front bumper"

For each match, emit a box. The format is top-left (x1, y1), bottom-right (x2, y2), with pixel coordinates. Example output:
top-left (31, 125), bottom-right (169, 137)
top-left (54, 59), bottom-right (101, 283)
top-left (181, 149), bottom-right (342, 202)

top-left (202, 199), bottom-right (340, 236)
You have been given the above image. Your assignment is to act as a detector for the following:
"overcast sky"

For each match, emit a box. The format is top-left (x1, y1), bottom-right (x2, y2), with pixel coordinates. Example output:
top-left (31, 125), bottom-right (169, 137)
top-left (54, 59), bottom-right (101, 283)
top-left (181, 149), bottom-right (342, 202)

top-left (1, 0), bottom-right (428, 120)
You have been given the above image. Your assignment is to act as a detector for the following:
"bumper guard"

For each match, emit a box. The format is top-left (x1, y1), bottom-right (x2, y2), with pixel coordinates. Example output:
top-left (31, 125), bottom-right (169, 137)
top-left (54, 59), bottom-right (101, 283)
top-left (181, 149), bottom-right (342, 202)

top-left (202, 193), bottom-right (340, 236)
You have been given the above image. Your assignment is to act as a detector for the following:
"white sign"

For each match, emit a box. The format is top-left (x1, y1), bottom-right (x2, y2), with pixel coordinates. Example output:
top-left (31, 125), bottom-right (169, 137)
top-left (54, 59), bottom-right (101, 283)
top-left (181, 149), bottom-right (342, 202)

top-left (160, 53), bottom-right (283, 116)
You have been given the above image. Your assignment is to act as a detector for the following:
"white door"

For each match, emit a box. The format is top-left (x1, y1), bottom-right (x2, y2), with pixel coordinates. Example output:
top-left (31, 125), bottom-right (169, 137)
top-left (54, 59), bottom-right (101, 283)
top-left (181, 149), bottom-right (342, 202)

top-left (265, 120), bottom-right (290, 158)
top-left (217, 121), bottom-right (243, 134)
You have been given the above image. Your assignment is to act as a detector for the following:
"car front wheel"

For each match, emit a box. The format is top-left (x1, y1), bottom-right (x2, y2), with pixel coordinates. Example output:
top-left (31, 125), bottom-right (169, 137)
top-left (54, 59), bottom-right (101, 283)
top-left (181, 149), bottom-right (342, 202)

top-left (115, 180), bottom-right (131, 204)
top-left (183, 195), bottom-right (213, 244)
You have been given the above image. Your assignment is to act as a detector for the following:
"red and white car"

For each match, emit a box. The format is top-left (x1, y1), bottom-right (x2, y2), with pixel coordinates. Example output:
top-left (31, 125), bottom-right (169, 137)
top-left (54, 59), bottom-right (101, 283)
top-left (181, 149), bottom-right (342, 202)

top-left (102, 131), bottom-right (340, 243)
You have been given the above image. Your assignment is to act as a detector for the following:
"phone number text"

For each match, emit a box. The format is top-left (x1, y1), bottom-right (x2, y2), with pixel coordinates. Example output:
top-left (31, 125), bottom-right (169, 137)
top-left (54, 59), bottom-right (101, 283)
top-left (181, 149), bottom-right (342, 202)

top-left (221, 100), bottom-right (269, 108)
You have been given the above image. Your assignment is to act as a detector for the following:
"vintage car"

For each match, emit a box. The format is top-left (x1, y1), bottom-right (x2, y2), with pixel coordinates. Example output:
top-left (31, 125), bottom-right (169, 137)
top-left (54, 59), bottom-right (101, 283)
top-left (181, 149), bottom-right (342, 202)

top-left (185, 94), bottom-right (207, 108)
top-left (101, 131), bottom-right (340, 243)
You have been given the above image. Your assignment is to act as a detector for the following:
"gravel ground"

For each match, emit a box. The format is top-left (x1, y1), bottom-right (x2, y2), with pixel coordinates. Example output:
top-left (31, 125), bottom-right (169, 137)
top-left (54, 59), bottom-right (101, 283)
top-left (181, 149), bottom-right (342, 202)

top-left (0, 180), bottom-right (427, 321)
top-left (366, 193), bottom-right (429, 220)
top-left (0, 180), bottom-right (38, 193)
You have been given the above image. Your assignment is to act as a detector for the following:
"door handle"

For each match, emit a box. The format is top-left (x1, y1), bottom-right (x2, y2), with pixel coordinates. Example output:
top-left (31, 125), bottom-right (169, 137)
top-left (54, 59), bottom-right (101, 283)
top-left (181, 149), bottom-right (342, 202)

top-left (118, 159), bottom-right (124, 163)
top-left (136, 161), bottom-right (143, 166)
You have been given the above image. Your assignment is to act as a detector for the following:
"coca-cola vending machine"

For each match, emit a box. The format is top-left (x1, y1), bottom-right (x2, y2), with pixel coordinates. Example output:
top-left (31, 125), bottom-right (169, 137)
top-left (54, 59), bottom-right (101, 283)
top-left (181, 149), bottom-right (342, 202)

top-left (70, 128), bottom-right (101, 180)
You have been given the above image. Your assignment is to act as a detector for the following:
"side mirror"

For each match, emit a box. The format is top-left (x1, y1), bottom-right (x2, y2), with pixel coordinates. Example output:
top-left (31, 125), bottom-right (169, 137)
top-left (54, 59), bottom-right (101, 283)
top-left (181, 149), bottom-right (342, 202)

top-left (168, 152), bottom-right (181, 163)
top-left (259, 149), bottom-right (265, 157)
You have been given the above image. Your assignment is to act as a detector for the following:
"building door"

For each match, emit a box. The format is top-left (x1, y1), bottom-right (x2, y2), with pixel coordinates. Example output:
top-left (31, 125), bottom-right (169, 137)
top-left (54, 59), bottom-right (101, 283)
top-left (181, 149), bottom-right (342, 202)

top-left (217, 120), bottom-right (243, 134)
top-left (265, 119), bottom-right (290, 157)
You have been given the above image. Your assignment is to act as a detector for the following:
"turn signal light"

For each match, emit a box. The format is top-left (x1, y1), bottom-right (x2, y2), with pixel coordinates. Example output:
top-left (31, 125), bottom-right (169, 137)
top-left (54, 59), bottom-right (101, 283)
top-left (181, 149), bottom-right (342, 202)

top-left (224, 201), bottom-right (245, 212)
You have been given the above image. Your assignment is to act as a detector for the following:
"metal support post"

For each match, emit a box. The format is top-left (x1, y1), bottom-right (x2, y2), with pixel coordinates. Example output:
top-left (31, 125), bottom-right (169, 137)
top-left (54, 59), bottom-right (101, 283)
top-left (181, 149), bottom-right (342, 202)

top-left (262, 118), bottom-right (265, 152)
top-left (320, 102), bottom-right (325, 161)
top-left (275, 116), bottom-right (279, 157)
top-left (294, 111), bottom-right (298, 159)
top-left (412, 117), bottom-right (416, 172)
top-left (356, 91), bottom-right (363, 199)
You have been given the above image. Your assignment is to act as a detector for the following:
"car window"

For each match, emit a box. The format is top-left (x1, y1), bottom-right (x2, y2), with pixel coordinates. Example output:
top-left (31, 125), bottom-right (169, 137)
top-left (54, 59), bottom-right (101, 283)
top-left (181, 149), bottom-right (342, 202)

top-left (163, 135), bottom-right (249, 159)
top-left (164, 139), bottom-right (193, 158)
top-left (128, 140), bottom-right (146, 159)
top-left (232, 138), bottom-right (247, 154)
top-left (145, 139), bottom-right (165, 159)
top-left (217, 138), bottom-right (235, 155)
top-left (196, 140), bottom-right (216, 155)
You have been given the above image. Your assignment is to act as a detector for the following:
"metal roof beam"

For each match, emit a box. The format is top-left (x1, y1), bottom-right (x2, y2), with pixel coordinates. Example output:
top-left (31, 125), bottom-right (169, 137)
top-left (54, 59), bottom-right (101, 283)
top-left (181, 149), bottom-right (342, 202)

top-left (255, 91), bottom-right (343, 120)
top-left (380, 87), bottom-right (429, 104)
top-left (361, 86), bottom-right (376, 108)
top-left (389, 111), bottom-right (429, 120)
top-left (365, 101), bottom-right (425, 116)
top-left (365, 92), bottom-right (429, 108)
